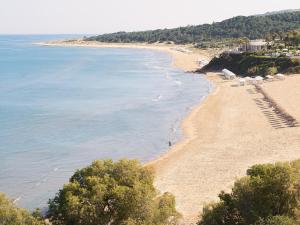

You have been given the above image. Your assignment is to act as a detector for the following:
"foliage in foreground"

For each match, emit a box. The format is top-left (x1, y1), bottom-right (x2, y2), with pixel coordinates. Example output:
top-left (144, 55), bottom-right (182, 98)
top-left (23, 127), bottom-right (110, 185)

top-left (198, 161), bottom-right (300, 225)
top-left (0, 193), bottom-right (44, 225)
top-left (254, 216), bottom-right (299, 225)
top-left (5, 158), bottom-right (300, 225)
top-left (47, 159), bottom-right (180, 225)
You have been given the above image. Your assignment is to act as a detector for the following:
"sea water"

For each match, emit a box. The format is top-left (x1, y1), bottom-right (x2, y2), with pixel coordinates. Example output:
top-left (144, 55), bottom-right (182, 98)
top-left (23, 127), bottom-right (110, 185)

top-left (0, 35), bottom-right (211, 210)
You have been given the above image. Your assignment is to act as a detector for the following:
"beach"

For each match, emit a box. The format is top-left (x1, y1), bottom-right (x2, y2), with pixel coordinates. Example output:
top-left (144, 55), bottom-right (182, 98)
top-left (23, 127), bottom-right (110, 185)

top-left (39, 40), bottom-right (217, 72)
top-left (150, 73), bottom-right (300, 224)
top-left (42, 40), bottom-right (300, 224)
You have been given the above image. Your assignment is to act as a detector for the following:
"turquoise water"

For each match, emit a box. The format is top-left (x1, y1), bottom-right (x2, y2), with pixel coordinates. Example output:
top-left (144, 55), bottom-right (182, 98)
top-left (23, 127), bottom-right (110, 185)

top-left (0, 35), bottom-right (211, 210)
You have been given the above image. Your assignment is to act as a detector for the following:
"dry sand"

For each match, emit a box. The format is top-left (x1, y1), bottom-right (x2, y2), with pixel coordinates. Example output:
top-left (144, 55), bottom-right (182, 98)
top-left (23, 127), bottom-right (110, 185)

top-left (41, 40), bottom-right (300, 224)
top-left (151, 74), bottom-right (300, 224)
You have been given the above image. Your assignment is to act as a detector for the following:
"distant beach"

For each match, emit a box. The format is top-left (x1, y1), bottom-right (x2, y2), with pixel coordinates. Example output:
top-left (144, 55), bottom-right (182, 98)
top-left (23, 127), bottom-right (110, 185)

top-left (38, 40), bottom-right (217, 72)
top-left (41, 40), bottom-right (300, 224)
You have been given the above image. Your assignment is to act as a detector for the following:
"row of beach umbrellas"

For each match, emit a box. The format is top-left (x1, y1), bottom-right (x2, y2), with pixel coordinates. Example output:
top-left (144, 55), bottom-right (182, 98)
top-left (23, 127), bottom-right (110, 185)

top-left (238, 74), bottom-right (285, 86)
top-left (221, 68), bottom-right (286, 86)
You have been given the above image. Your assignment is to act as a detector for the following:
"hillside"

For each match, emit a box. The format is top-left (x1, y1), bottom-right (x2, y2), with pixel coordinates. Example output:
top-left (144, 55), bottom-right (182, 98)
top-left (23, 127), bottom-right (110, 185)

top-left (86, 11), bottom-right (300, 44)
top-left (257, 8), bottom-right (300, 16)
top-left (199, 53), bottom-right (300, 76)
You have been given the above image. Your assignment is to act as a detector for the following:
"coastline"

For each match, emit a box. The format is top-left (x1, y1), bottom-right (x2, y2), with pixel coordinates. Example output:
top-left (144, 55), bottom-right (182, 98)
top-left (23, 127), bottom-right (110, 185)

top-left (40, 40), bottom-right (300, 225)
top-left (39, 40), bottom-right (219, 167)
top-left (37, 40), bottom-right (217, 72)
top-left (40, 40), bottom-right (218, 222)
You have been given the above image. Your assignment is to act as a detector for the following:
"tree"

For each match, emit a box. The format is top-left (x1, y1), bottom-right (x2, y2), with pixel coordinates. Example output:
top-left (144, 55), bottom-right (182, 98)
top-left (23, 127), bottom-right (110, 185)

top-left (86, 12), bottom-right (300, 45)
top-left (287, 30), bottom-right (300, 47)
top-left (254, 216), bottom-right (299, 225)
top-left (47, 159), bottom-right (180, 225)
top-left (0, 193), bottom-right (44, 225)
top-left (198, 162), bottom-right (300, 225)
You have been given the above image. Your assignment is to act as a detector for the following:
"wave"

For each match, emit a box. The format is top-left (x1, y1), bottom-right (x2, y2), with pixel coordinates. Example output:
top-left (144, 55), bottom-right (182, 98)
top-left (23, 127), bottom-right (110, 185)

top-left (174, 80), bottom-right (182, 86)
top-left (165, 74), bottom-right (172, 80)
top-left (171, 126), bottom-right (177, 133)
top-left (152, 95), bottom-right (162, 102)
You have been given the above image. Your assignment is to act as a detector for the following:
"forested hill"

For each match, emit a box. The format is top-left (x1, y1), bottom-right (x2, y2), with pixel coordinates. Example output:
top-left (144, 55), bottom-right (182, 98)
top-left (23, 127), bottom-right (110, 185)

top-left (86, 11), bottom-right (300, 44)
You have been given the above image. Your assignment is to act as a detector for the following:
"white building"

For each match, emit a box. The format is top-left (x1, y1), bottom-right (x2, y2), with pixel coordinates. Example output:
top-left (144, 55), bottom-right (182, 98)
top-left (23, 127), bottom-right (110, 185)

top-left (240, 39), bottom-right (268, 52)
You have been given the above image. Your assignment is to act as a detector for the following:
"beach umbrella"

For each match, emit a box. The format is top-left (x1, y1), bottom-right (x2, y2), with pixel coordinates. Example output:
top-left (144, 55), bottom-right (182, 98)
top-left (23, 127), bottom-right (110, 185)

top-left (239, 78), bottom-right (246, 86)
top-left (245, 76), bottom-right (253, 84)
top-left (266, 75), bottom-right (274, 81)
top-left (255, 76), bottom-right (264, 84)
top-left (275, 73), bottom-right (285, 80)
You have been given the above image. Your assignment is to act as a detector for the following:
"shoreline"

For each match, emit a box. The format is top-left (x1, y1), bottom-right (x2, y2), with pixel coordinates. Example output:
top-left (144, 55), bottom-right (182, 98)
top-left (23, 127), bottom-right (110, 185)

top-left (40, 40), bottom-right (219, 223)
top-left (39, 39), bottom-right (219, 166)
top-left (146, 82), bottom-right (218, 167)
top-left (37, 40), bottom-right (218, 72)
top-left (150, 71), bottom-right (300, 224)
top-left (40, 40), bottom-right (300, 225)
top-left (40, 40), bottom-right (219, 165)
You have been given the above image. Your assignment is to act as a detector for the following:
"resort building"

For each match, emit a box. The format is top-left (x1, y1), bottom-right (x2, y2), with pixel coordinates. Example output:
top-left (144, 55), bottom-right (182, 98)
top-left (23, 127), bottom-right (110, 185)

top-left (240, 39), bottom-right (268, 52)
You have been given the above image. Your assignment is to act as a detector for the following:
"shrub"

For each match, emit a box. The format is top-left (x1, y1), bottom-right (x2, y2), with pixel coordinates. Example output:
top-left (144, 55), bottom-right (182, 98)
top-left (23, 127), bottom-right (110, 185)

top-left (247, 66), bottom-right (260, 75)
top-left (198, 162), bottom-right (300, 225)
top-left (0, 193), bottom-right (44, 225)
top-left (285, 66), bottom-right (300, 74)
top-left (199, 52), bottom-right (300, 76)
top-left (47, 159), bottom-right (180, 225)
top-left (266, 67), bottom-right (278, 75)
top-left (254, 216), bottom-right (299, 225)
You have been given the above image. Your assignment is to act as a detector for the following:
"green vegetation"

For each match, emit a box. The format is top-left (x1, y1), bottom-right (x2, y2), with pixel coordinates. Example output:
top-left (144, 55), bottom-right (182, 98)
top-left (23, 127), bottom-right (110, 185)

top-left (195, 37), bottom-right (249, 49)
top-left (4, 158), bottom-right (300, 225)
top-left (199, 52), bottom-right (300, 76)
top-left (283, 30), bottom-right (300, 47)
top-left (254, 216), bottom-right (299, 225)
top-left (0, 193), bottom-right (44, 225)
top-left (86, 12), bottom-right (300, 44)
top-left (197, 161), bottom-right (300, 225)
top-left (47, 159), bottom-right (180, 225)
top-left (263, 29), bottom-right (300, 57)
top-left (266, 29), bottom-right (300, 49)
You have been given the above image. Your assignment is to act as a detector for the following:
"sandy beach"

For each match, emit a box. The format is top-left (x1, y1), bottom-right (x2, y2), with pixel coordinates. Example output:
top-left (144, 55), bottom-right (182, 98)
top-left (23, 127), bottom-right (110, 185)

top-left (151, 74), bottom-right (300, 224)
top-left (42, 40), bottom-right (300, 224)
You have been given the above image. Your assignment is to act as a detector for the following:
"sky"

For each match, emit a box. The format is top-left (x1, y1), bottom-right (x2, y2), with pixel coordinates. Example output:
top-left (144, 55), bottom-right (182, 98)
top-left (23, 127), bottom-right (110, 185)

top-left (0, 0), bottom-right (299, 35)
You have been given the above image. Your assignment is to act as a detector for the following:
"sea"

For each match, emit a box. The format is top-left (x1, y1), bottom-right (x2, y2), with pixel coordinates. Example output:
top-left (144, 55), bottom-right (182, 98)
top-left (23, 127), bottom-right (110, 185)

top-left (0, 35), bottom-right (212, 211)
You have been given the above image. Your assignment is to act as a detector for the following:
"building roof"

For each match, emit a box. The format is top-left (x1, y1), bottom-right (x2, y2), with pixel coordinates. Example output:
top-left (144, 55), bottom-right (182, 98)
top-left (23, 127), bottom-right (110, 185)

top-left (249, 39), bottom-right (267, 46)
